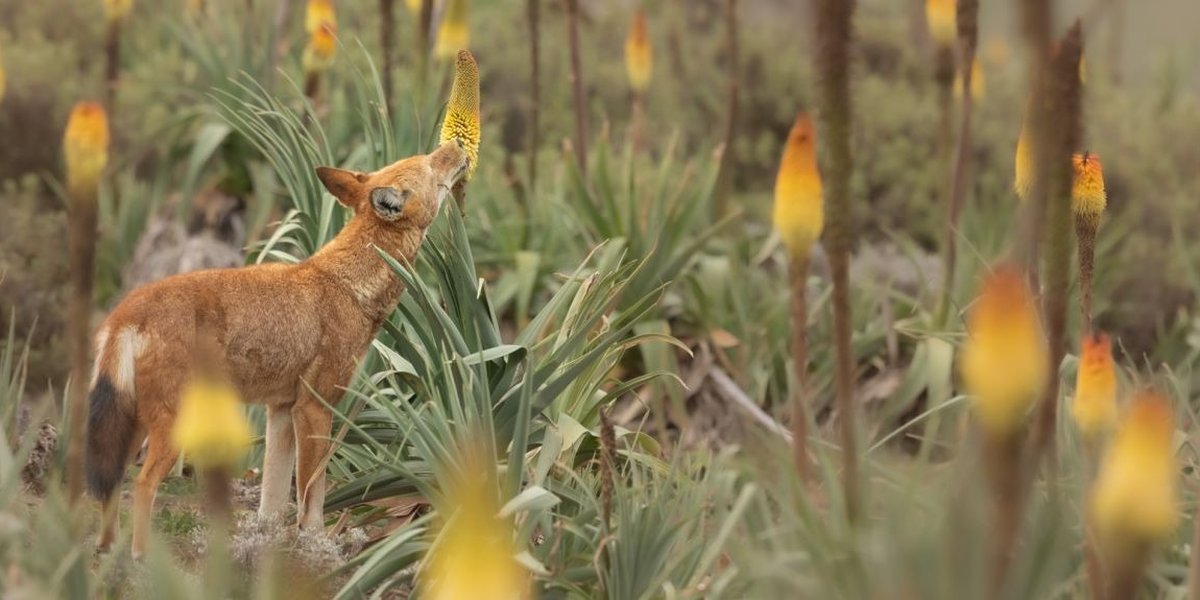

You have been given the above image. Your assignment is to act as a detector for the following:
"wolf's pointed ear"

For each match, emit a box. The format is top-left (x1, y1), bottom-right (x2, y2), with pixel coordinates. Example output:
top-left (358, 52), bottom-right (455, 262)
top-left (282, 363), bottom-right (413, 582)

top-left (316, 166), bottom-right (370, 209)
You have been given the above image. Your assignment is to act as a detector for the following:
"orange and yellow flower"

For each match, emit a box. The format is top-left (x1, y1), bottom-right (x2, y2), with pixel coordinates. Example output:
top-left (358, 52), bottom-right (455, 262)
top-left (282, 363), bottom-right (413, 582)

top-left (305, 0), bottom-right (336, 35)
top-left (1072, 152), bottom-right (1106, 224)
top-left (302, 23), bottom-right (338, 75)
top-left (960, 264), bottom-right (1048, 437)
top-left (925, 0), bottom-right (957, 47)
top-left (1090, 392), bottom-right (1178, 551)
top-left (104, 0), bottom-right (133, 23)
top-left (172, 376), bottom-right (253, 470)
top-left (772, 113), bottom-right (823, 258)
top-left (624, 9), bottom-right (653, 94)
top-left (440, 50), bottom-right (480, 180)
top-left (1071, 332), bottom-right (1118, 440)
top-left (435, 0), bottom-right (470, 58)
top-left (63, 101), bottom-right (110, 197)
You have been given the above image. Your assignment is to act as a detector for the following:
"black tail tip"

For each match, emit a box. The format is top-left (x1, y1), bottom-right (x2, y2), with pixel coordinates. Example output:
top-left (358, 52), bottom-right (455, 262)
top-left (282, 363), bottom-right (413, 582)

top-left (85, 376), bottom-right (136, 502)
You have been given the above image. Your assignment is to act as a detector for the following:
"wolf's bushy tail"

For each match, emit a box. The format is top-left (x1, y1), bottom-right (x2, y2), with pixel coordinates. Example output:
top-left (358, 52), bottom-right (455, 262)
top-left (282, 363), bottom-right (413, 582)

top-left (85, 375), bottom-right (137, 502)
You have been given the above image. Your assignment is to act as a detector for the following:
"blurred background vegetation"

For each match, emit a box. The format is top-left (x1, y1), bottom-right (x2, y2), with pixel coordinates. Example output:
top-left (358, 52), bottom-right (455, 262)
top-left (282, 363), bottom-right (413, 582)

top-left (1, 0), bottom-right (1200, 598)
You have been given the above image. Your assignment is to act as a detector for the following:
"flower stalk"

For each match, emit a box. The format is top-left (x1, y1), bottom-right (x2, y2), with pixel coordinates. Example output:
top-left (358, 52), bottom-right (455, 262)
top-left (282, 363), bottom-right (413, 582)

top-left (302, 0), bottom-right (338, 102)
top-left (712, 0), bottom-right (740, 218)
top-left (102, 0), bottom-right (131, 112)
top-left (379, 0), bottom-right (396, 113)
top-left (934, 0), bottom-right (978, 326)
top-left (811, 0), bottom-right (859, 523)
top-left (961, 264), bottom-right (1048, 590)
top-left (1030, 22), bottom-right (1085, 472)
top-left (173, 370), bottom-right (252, 599)
top-left (63, 101), bottom-right (110, 502)
top-left (565, 0), bottom-right (589, 177)
top-left (624, 8), bottom-right (652, 153)
top-left (526, 0), bottom-right (540, 189)
top-left (1072, 152), bottom-right (1106, 332)
top-left (773, 113), bottom-right (824, 479)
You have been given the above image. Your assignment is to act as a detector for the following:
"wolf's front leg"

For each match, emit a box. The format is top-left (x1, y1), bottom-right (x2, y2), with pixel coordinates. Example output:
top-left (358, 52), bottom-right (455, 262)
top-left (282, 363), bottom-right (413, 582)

top-left (293, 398), bottom-right (334, 530)
top-left (259, 403), bottom-right (296, 518)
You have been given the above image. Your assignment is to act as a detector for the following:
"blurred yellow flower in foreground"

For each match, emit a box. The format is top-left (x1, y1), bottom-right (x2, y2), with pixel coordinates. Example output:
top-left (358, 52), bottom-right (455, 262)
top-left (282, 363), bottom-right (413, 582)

top-left (1071, 332), bottom-right (1118, 440)
top-left (772, 113), bottom-right (824, 259)
top-left (960, 264), bottom-right (1048, 437)
top-left (624, 9), bottom-right (652, 94)
top-left (953, 59), bottom-right (985, 102)
top-left (305, 0), bottom-right (336, 35)
top-left (104, 0), bottom-right (133, 23)
top-left (172, 376), bottom-right (252, 470)
top-left (0, 46), bottom-right (6, 105)
top-left (1013, 125), bottom-right (1031, 201)
top-left (63, 101), bottom-right (110, 197)
top-left (440, 50), bottom-right (480, 180)
top-left (435, 0), bottom-right (470, 59)
top-left (925, 0), bottom-right (957, 46)
top-left (302, 23), bottom-right (338, 75)
top-left (405, 0), bottom-right (421, 13)
top-left (1091, 392), bottom-right (1178, 550)
top-left (422, 464), bottom-right (525, 600)
top-left (1071, 152), bottom-right (1106, 225)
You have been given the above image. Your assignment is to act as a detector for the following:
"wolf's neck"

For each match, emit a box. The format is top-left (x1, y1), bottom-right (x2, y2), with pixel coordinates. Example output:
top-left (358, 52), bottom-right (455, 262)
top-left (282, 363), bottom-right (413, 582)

top-left (307, 218), bottom-right (423, 321)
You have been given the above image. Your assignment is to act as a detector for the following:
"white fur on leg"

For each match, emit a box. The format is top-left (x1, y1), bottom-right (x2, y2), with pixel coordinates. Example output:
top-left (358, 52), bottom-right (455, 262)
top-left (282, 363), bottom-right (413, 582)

top-left (258, 406), bottom-right (296, 517)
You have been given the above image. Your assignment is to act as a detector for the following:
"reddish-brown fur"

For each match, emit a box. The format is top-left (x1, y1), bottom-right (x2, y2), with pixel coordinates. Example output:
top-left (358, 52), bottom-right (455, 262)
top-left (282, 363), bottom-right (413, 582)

top-left (86, 141), bottom-right (469, 558)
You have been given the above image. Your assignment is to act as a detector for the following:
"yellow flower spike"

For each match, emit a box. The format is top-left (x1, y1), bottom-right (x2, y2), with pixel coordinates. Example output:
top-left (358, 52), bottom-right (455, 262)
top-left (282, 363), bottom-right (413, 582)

top-left (953, 59), bottom-right (985, 102)
top-left (1072, 332), bottom-right (1118, 440)
top-left (1090, 392), bottom-right (1179, 551)
top-left (1071, 152), bottom-right (1106, 225)
top-left (302, 23), bottom-right (338, 76)
top-left (925, 0), bottom-right (957, 47)
top-left (305, 0), bottom-right (336, 35)
top-left (63, 101), bottom-right (110, 198)
top-left (624, 9), bottom-right (653, 94)
top-left (960, 264), bottom-right (1049, 438)
top-left (440, 50), bottom-right (480, 180)
top-left (405, 0), bottom-right (421, 14)
top-left (434, 0), bottom-right (470, 59)
top-left (1013, 124), bottom-right (1032, 201)
top-left (772, 113), bottom-right (824, 259)
top-left (171, 376), bottom-right (253, 470)
top-left (103, 0), bottom-right (133, 23)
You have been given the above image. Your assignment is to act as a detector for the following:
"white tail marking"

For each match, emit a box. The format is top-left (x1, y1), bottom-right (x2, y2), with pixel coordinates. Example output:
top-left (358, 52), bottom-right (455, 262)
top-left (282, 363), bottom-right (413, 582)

top-left (114, 326), bottom-right (147, 394)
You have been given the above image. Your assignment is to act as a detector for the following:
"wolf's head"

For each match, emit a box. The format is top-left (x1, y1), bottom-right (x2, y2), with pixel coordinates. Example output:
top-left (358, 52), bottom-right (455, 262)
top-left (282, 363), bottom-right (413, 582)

top-left (315, 140), bottom-right (469, 231)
